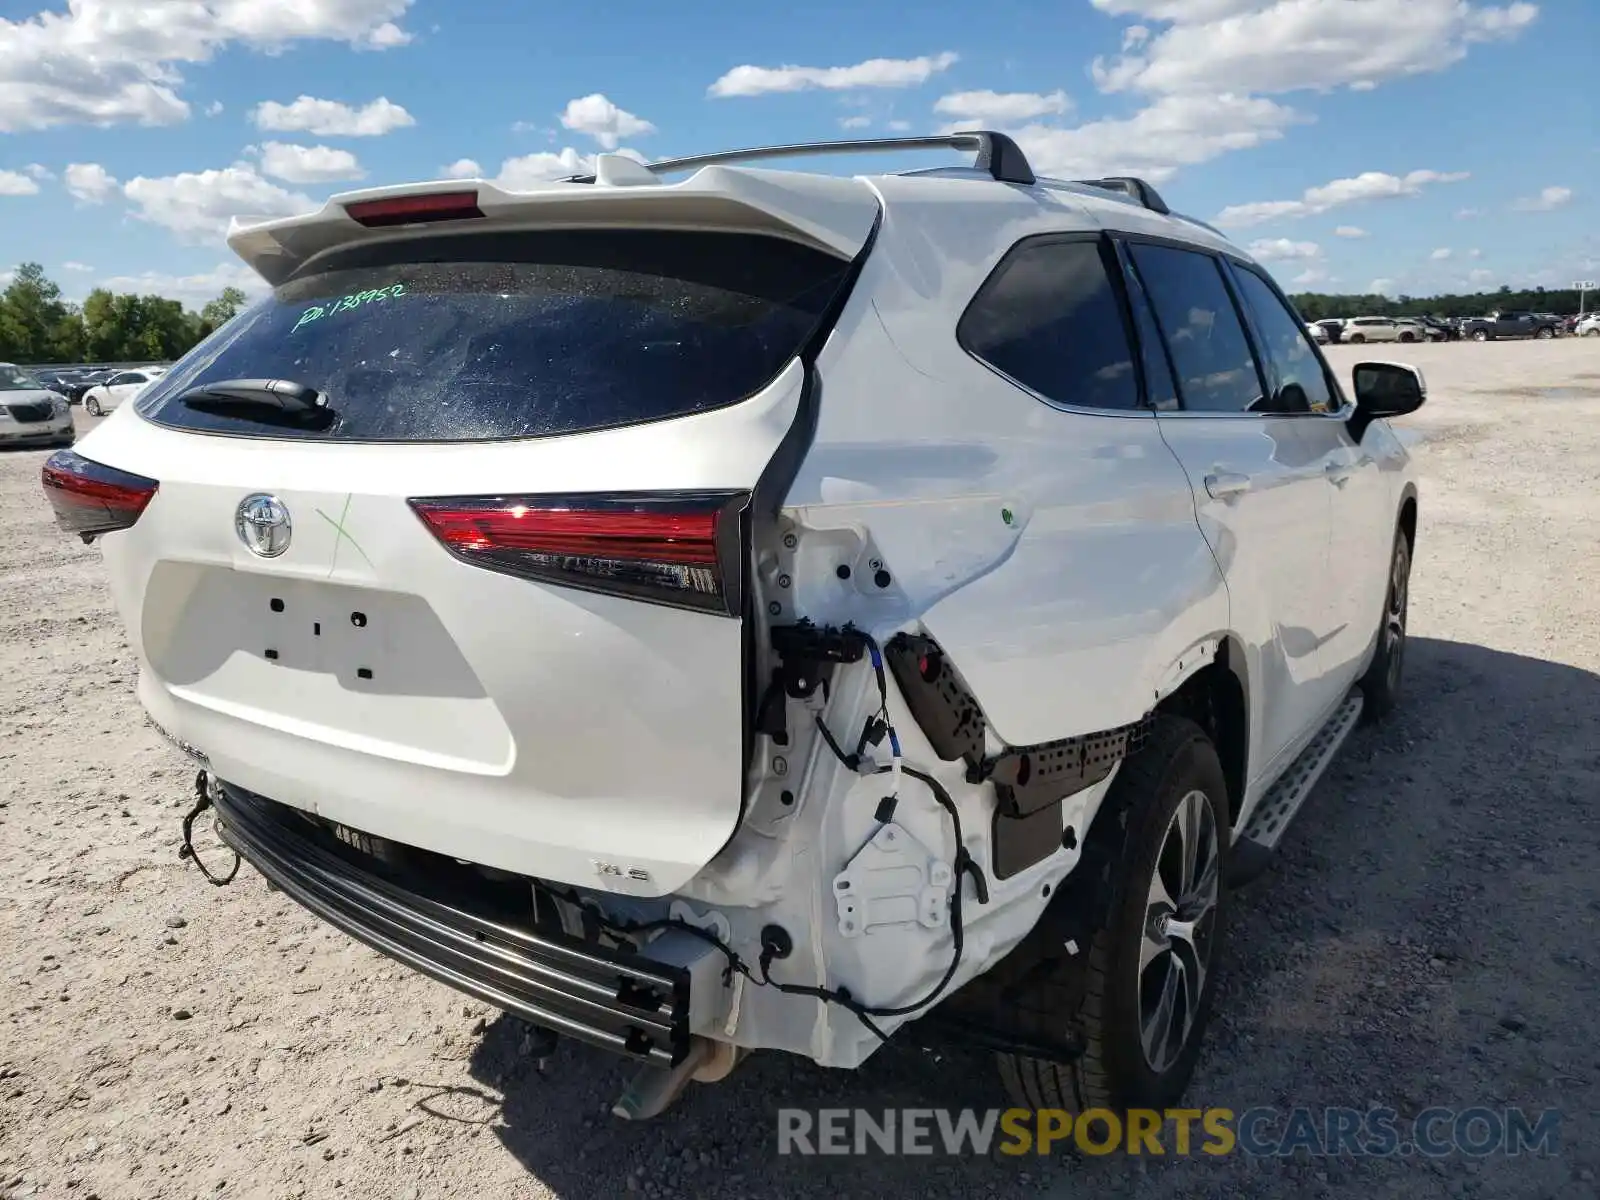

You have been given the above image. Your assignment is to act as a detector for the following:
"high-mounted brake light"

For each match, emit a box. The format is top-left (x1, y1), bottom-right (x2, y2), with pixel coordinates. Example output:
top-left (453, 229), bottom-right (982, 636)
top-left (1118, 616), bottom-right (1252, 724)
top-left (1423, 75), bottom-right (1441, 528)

top-left (409, 492), bottom-right (746, 615)
top-left (344, 191), bottom-right (485, 228)
top-left (41, 449), bottom-right (159, 543)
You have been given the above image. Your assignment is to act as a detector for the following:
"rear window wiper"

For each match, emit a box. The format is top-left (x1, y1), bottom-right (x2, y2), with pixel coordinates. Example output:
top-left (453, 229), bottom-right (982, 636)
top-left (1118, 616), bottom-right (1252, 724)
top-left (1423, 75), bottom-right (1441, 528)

top-left (178, 379), bottom-right (333, 418)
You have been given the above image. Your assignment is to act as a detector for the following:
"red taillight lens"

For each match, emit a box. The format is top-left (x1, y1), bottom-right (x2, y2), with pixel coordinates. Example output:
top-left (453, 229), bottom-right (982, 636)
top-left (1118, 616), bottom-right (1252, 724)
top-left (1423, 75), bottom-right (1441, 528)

top-left (409, 492), bottom-right (746, 615)
top-left (41, 450), bottom-right (159, 542)
top-left (345, 191), bottom-right (484, 228)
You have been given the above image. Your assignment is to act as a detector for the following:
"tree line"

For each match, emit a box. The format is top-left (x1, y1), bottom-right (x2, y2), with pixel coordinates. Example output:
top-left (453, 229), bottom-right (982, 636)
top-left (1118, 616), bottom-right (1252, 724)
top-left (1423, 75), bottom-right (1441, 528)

top-left (0, 262), bottom-right (248, 365)
top-left (1288, 284), bottom-right (1590, 323)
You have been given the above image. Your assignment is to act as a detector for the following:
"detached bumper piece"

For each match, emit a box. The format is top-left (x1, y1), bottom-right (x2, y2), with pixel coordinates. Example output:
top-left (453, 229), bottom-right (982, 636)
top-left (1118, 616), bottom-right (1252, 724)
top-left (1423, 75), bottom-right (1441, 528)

top-left (213, 785), bottom-right (693, 1066)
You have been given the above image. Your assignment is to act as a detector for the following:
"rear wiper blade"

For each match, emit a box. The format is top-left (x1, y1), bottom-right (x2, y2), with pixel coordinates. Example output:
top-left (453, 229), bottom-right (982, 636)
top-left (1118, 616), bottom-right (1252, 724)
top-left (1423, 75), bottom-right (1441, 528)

top-left (178, 378), bottom-right (332, 416)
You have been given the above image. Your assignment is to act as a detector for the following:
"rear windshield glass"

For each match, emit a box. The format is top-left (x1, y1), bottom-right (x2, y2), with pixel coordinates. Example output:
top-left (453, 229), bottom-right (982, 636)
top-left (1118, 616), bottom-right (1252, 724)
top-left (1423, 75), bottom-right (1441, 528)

top-left (135, 229), bottom-right (852, 442)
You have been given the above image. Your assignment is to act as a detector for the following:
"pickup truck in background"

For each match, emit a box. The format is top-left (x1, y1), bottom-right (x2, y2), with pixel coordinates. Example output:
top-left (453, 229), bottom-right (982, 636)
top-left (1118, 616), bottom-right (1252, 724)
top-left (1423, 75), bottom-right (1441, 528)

top-left (1459, 310), bottom-right (1560, 341)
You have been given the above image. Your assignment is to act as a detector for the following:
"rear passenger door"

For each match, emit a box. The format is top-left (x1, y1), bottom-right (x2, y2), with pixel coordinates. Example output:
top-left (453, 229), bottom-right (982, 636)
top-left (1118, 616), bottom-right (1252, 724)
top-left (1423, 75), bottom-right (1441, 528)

top-left (1119, 239), bottom-right (1342, 784)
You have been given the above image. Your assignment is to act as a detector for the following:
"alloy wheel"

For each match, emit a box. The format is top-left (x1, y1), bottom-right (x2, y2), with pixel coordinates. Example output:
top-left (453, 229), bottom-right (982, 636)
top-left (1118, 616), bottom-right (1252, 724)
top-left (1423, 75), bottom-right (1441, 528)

top-left (1385, 543), bottom-right (1409, 695)
top-left (1138, 789), bottom-right (1220, 1074)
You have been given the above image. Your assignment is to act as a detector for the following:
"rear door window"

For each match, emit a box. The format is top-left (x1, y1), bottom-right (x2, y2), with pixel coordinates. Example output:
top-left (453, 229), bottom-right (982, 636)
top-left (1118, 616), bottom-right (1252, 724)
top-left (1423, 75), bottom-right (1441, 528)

top-left (1230, 267), bottom-right (1335, 414)
top-left (1127, 243), bottom-right (1266, 414)
top-left (136, 229), bottom-right (852, 442)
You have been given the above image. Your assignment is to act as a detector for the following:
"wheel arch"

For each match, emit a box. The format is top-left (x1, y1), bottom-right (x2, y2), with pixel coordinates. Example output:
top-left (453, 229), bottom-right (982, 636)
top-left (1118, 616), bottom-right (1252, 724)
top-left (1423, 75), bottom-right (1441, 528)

top-left (1397, 484), bottom-right (1418, 554)
top-left (1135, 635), bottom-right (1251, 830)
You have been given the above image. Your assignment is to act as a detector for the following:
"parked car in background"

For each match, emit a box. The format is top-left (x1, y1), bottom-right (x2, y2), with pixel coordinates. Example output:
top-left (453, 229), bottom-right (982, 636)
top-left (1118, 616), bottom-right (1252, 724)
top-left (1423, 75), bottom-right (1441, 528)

top-left (1307, 320), bottom-right (1329, 344)
top-left (81, 368), bottom-right (167, 416)
top-left (1459, 310), bottom-right (1560, 341)
top-left (1416, 316), bottom-right (1458, 342)
top-left (1315, 319), bottom-right (1345, 345)
top-left (55, 370), bottom-right (113, 404)
top-left (1577, 314), bottom-right (1600, 337)
top-left (0, 363), bottom-right (75, 448)
top-left (1341, 316), bottom-right (1404, 344)
top-left (1392, 319), bottom-right (1428, 344)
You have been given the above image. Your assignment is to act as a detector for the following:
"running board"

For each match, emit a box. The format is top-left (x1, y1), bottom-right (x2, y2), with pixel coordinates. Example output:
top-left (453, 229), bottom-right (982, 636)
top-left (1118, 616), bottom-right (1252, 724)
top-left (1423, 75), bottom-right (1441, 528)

top-left (1228, 689), bottom-right (1364, 887)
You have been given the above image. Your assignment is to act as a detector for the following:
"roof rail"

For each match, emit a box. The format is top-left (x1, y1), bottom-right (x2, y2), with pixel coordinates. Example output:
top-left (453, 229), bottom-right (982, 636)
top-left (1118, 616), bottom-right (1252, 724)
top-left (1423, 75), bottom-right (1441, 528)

top-left (565, 132), bottom-right (1037, 186)
top-left (1077, 176), bottom-right (1171, 215)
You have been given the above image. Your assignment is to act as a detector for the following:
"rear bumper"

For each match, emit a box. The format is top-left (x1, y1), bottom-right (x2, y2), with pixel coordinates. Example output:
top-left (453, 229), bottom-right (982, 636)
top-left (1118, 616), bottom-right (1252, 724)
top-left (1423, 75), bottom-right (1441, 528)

top-left (213, 783), bottom-right (696, 1066)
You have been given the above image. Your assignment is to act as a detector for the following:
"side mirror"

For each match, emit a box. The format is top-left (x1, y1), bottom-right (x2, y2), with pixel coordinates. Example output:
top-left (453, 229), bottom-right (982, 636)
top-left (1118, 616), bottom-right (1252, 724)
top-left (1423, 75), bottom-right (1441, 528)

top-left (1349, 361), bottom-right (1426, 442)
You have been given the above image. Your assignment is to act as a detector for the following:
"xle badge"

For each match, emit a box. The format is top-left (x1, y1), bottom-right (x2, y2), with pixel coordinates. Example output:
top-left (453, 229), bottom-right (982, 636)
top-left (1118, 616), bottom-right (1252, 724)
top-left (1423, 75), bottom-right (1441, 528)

top-left (592, 860), bottom-right (653, 884)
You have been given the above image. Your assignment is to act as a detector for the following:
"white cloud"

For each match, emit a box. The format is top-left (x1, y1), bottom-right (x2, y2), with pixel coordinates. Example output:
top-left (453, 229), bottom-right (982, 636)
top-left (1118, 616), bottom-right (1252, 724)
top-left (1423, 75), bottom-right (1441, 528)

top-left (1248, 237), bottom-right (1321, 261)
top-left (557, 93), bottom-right (655, 150)
top-left (839, 115), bottom-right (872, 130)
top-left (1089, 0), bottom-right (1537, 98)
top-left (94, 262), bottom-right (268, 306)
top-left (255, 142), bottom-right (366, 184)
top-left (1456, 207), bottom-right (1483, 219)
top-left (122, 165), bottom-right (315, 242)
top-left (491, 147), bottom-right (647, 190)
top-left (0, 269), bottom-right (12, 287)
top-left (1215, 168), bottom-right (1469, 227)
top-left (1290, 267), bottom-right (1329, 287)
top-left (1009, 92), bottom-right (1302, 184)
top-left (1468, 248), bottom-right (1482, 259)
top-left (886, 119), bottom-right (912, 132)
top-left (1369, 277), bottom-right (1397, 295)
top-left (1333, 225), bottom-right (1367, 238)
top-left (0, 1), bottom-right (413, 133)
top-left (251, 95), bottom-right (414, 137)
top-left (24, 163), bottom-right (52, 181)
top-left (205, 101), bottom-right (224, 117)
top-left (709, 52), bottom-right (958, 97)
top-left (0, 169), bottom-right (38, 196)
top-left (64, 162), bottom-right (119, 204)
top-left (933, 89), bottom-right (1072, 124)
top-left (1122, 24), bottom-right (1152, 49)
top-left (1469, 268), bottom-right (1494, 284)
top-left (1430, 247), bottom-right (1453, 260)
top-left (62, 261), bottom-right (93, 272)
top-left (440, 158), bottom-right (482, 179)
top-left (1511, 185), bottom-right (1572, 212)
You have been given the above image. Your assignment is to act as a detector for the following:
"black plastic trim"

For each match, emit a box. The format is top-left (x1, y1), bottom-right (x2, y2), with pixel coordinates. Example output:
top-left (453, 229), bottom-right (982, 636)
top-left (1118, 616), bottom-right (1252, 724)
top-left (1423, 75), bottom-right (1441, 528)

top-left (213, 785), bottom-right (693, 1066)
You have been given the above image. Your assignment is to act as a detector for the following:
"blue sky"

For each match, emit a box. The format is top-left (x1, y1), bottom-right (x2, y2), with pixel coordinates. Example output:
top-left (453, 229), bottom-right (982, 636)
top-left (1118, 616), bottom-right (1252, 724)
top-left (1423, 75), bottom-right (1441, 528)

top-left (1, 0), bottom-right (1594, 306)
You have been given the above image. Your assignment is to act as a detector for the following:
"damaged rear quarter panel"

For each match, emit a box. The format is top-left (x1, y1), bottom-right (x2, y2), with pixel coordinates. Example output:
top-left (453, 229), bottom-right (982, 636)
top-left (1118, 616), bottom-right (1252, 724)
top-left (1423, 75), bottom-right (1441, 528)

top-left (788, 182), bottom-right (1229, 746)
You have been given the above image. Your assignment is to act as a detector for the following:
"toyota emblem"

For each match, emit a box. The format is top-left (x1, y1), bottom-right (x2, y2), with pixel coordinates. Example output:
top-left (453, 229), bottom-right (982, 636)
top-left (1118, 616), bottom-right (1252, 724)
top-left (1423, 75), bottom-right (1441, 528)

top-left (235, 494), bottom-right (292, 558)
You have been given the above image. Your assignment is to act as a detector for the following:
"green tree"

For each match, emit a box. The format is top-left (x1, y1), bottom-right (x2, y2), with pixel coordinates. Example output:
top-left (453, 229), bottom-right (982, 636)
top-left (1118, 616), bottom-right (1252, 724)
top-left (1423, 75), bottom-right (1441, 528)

top-left (0, 262), bottom-right (70, 361)
top-left (200, 286), bottom-right (249, 329)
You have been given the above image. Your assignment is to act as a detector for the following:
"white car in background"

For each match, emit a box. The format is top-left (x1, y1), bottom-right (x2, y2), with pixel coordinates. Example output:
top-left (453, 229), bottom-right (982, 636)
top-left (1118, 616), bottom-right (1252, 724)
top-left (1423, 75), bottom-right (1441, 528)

top-left (1578, 314), bottom-right (1600, 338)
top-left (81, 368), bottom-right (168, 417)
top-left (1342, 317), bottom-right (1408, 344)
top-left (0, 363), bottom-right (75, 447)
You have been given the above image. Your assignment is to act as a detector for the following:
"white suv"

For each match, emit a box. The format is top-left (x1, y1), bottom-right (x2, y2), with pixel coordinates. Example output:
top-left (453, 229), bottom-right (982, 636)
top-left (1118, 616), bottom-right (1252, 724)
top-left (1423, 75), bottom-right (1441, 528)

top-left (42, 133), bottom-right (1424, 1120)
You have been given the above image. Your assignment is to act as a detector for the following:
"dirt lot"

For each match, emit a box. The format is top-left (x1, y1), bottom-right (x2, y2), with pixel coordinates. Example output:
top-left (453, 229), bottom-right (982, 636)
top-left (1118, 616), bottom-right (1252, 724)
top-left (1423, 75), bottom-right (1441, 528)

top-left (2, 341), bottom-right (1598, 1200)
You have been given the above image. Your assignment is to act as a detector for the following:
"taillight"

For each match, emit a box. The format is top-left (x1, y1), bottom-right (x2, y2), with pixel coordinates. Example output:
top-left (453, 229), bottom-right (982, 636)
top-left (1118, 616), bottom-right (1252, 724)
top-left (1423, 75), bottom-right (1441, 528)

top-left (41, 450), bottom-right (159, 542)
top-left (409, 492), bottom-right (746, 615)
top-left (345, 191), bottom-right (484, 228)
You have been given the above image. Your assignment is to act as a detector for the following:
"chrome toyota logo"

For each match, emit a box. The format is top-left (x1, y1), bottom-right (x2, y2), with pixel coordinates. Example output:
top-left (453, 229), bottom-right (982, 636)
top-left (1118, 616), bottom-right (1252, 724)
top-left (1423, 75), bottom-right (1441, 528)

top-left (235, 494), bottom-right (292, 558)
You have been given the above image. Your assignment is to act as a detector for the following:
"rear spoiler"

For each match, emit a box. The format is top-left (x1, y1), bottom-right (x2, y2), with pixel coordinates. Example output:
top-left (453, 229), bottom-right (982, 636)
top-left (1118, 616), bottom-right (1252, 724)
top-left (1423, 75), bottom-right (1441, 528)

top-left (226, 166), bottom-right (882, 287)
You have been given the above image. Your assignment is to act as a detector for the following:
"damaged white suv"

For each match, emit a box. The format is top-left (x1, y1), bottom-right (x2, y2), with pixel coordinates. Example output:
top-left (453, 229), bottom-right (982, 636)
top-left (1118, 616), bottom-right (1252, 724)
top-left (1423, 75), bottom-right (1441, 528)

top-left (43, 133), bottom-right (1423, 1119)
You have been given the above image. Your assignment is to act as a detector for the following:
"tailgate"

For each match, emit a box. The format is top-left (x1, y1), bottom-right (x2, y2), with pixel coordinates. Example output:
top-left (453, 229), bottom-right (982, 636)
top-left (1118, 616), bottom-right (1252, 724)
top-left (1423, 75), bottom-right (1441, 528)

top-left (68, 223), bottom-right (862, 895)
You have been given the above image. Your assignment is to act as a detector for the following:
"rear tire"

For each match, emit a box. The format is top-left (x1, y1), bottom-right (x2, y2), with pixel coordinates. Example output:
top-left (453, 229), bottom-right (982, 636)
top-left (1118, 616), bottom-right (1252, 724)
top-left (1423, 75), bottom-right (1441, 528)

top-left (1359, 530), bottom-right (1410, 722)
top-left (1472, 329), bottom-right (1490, 342)
top-left (1586, 328), bottom-right (1600, 338)
top-left (1347, 333), bottom-right (1366, 344)
top-left (1536, 326), bottom-right (1554, 340)
top-left (996, 716), bottom-right (1229, 1114)
top-left (86, 396), bottom-right (102, 417)
top-left (1399, 332), bottom-right (1415, 344)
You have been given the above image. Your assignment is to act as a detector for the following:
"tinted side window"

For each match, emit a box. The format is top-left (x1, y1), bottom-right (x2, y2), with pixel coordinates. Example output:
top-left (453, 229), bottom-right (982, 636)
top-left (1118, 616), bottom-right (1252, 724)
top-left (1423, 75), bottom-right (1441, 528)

top-left (959, 238), bottom-right (1140, 411)
top-left (1128, 244), bottom-right (1264, 414)
top-left (1232, 268), bottom-right (1334, 414)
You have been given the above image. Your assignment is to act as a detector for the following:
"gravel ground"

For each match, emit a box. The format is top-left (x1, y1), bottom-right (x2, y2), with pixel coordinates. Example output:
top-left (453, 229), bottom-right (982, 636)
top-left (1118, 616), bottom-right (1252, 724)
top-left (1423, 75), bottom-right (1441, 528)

top-left (2, 340), bottom-right (1598, 1200)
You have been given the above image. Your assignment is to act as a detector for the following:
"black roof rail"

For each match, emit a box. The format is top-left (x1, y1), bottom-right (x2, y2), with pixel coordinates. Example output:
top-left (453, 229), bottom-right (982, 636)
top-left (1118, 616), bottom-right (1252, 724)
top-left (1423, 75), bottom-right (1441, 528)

top-left (1077, 176), bottom-right (1171, 215)
top-left (562, 132), bottom-right (1037, 186)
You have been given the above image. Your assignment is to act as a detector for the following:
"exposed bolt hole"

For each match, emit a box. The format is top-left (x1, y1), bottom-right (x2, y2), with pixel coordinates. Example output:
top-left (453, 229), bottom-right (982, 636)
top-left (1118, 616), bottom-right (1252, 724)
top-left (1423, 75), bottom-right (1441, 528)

top-left (1042, 883), bottom-right (1052, 898)
top-left (873, 569), bottom-right (892, 589)
top-left (351, 611), bottom-right (368, 628)
top-left (1061, 826), bottom-right (1078, 850)
top-left (269, 598), bottom-right (284, 613)
top-left (836, 564), bottom-right (851, 580)
top-left (777, 573), bottom-right (792, 589)
top-left (313, 622), bottom-right (321, 636)
top-left (356, 668), bottom-right (373, 680)
top-left (767, 601), bottom-right (782, 617)
top-left (264, 648), bottom-right (279, 661)
top-left (780, 790), bottom-right (794, 806)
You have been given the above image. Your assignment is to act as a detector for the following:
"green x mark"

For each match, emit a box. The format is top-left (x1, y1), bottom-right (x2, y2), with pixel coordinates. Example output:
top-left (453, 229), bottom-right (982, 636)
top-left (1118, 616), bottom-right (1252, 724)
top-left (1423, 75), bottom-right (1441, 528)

top-left (315, 494), bottom-right (374, 576)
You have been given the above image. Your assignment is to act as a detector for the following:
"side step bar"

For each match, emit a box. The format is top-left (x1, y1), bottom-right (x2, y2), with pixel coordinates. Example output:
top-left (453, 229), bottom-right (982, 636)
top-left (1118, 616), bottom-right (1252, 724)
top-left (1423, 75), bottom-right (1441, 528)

top-left (1228, 689), bottom-right (1364, 887)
